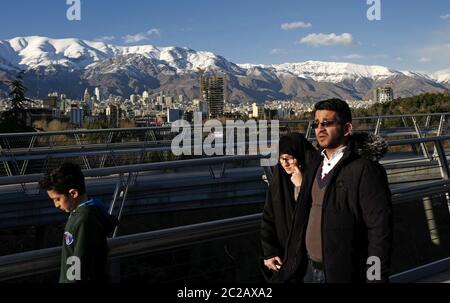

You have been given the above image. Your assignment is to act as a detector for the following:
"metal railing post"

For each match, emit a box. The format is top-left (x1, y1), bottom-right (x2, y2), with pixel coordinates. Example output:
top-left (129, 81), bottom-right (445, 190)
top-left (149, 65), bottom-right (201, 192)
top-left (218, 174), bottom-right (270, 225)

top-left (0, 139), bottom-right (13, 177)
top-left (74, 133), bottom-right (91, 170)
top-left (374, 117), bottom-right (382, 135)
top-left (112, 172), bottom-right (134, 238)
top-left (20, 135), bottom-right (37, 175)
top-left (433, 138), bottom-right (450, 213)
top-left (411, 117), bottom-right (431, 160)
top-left (100, 132), bottom-right (114, 169)
top-left (305, 121), bottom-right (312, 139)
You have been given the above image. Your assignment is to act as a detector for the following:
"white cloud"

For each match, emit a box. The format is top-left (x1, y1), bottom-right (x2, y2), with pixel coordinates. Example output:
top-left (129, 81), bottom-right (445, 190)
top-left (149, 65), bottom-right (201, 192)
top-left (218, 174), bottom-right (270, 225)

top-left (419, 57), bottom-right (431, 63)
top-left (300, 33), bottom-right (356, 47)
top-left (123, 28), bottom-right (160, 44)
top-left (395, 57), bottom-right (403, 61)
top-left (344, 53), bottom-right (364, 59)
top-left (281, 21), bottom-right (312, 30)
top-left (147, 29), bottom-right (161, 36)
top-left (123, 33), bottom-right (147, 43)
top-left (440, 14), bottom-right (450, 19)
top-left (94, 36), bottom-right (115, 42)
top-left (269, 48), bottom-right (287, 55)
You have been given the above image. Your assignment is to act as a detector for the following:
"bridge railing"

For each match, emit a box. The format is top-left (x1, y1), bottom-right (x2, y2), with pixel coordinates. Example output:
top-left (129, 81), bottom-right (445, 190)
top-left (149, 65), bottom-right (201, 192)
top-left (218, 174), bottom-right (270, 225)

top-left (0, 112), bottom-right (447, 176)
top-left (1, 134), bottom-right (447, 186)
top-left (0, 134), bottom-right (449, 281)
top-left (0, 178), bottom-right (449, 282)
top-left (0, 135), bottom-right (447, 231)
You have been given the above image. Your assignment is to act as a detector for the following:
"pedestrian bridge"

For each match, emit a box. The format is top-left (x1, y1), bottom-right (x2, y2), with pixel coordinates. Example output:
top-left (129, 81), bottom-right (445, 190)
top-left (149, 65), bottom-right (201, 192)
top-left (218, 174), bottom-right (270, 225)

top-left (0, 114), bottom-right (448, 283)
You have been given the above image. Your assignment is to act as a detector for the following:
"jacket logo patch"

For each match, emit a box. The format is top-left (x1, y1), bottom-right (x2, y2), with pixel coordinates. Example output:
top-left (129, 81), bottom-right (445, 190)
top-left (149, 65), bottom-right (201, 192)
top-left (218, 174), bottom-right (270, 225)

top-left (64, 232), bottom-right (74, 245)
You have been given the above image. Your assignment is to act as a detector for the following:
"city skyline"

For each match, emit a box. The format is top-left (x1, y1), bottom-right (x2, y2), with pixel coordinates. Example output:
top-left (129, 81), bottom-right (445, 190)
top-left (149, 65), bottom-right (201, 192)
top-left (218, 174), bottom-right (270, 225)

top-left (0, 0), bottom-right (449, 72)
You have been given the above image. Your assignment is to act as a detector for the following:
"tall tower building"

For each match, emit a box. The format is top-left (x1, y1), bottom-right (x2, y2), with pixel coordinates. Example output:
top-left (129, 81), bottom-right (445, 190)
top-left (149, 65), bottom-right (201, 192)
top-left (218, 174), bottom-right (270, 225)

top-left (94, 87), bottom-right (101, 102)
top-left (374, 87), bottom-right (394, 103)
top-left (142, 90), bottom-right (150, 101)
top-left (165, 96), bottom-right (174, 107)
top-left (200, 75), bottom-right (226, 118)
top-left (83, 89), bottom-right (90, 103)
top-left (252, 102), bottom-right (265, 119)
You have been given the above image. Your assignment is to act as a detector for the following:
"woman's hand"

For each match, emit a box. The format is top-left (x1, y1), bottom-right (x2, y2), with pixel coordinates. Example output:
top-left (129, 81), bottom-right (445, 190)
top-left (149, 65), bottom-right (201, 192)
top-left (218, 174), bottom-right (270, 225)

top-left (264, 256), bottom-right (283, 272)
top-left (290, 164), bottom-right (302, 187)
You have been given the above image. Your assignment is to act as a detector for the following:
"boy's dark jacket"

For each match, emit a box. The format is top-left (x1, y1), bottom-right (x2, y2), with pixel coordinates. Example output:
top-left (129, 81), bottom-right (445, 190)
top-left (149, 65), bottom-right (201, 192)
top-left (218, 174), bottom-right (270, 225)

top-left (60, 198), bottom-right (117, 283)
top-left (268, 132), bottom-right (393, 283)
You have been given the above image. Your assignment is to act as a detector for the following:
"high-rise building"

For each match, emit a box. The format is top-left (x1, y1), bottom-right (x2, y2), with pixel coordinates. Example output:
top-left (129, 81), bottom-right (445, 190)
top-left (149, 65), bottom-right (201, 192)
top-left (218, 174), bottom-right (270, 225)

top-left (43, 96), bottom-right (59, 109)
top-left (83, 89), bottom-right (90, 103)
top-left (106, 104), bottom-right (121, 128)
top-left (198, 100), bottom-right (209, 116)
top-left (69, 105), bottom-right (84, 127)
top-left (94, 87), bottom-right (101, 102)
top-left (165, 96), bottom-right (174, 107)
top-left (142, 90), bottom-right (150, 101)
top-left (374, 87), bottom-right (394, 103)
top-left (200, 76), bottom-right (226, 118)
top-left (252, 102), bottom-right (265, 119)
top-left (167, 108), bottom-right (184, 123)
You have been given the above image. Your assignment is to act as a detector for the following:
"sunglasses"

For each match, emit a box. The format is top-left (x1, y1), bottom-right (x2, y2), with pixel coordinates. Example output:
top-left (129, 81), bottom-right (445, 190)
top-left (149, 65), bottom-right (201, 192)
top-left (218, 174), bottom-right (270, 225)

top-left (312, 120), bottom-right (339, 129)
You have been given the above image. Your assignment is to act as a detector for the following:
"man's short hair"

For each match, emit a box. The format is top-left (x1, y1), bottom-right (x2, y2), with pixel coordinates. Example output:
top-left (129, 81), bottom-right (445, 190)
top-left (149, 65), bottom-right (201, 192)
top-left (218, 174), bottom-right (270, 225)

top-left (39, 162), bottom-right (86, 196)
top-left (313, 98), bottom-right (352, 124)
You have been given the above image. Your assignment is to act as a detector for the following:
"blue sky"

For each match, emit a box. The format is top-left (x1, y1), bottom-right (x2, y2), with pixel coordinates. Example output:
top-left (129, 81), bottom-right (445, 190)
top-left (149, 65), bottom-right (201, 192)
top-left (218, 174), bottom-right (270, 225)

top-left (0, 0), bottom-right (449, 72)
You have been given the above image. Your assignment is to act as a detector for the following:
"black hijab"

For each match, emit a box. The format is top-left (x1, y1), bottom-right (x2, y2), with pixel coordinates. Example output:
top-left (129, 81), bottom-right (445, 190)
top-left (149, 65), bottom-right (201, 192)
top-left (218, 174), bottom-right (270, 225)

top-left (271, 132), bottom-right (319, 210)
top-left (278, 132), bottom-right (318, 172)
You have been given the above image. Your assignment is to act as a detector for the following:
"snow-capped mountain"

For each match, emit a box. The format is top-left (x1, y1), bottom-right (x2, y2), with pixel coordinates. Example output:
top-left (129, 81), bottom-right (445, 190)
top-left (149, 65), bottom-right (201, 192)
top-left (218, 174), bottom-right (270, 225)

top-left (0, 36), bottom-right (448, 102)
top-left (432, 68), bottom-right (450, 84)
top-left (240, 61), bottom-right (402, 83)
top-left (0, 36), bottom-right (245, 74)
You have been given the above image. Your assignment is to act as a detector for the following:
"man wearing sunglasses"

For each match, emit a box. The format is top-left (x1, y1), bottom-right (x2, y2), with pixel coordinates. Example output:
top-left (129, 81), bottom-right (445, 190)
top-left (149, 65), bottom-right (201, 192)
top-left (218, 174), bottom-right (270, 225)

top-left (278, 98), bottom-right (392, 283)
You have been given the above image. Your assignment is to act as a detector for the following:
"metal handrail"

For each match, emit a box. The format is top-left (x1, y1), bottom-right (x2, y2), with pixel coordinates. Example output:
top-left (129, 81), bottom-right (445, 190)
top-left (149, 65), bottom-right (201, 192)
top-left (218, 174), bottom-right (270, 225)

top-left (0, 126), bottom-right (173, 138)
top-left (387, 135), bottom-right (450, 145)
top-left (0, 135), bottom-right (448, 186)
top-left (391, 179), bottom-right (450, 195)
top-left (285, 112), bottom-right (449, 123)
top-left (1, 132), bottom-right (448, 160)
top-left (1, 174), bottom-right (449, 282)
top-left (0, 154), bottom-right (268, 186)
top-left (390, 256), bottom-right (450, 283)
top-left (0, 213), bottom-right (262, 281)
top-left (0, 113), bottom-right (447, 138)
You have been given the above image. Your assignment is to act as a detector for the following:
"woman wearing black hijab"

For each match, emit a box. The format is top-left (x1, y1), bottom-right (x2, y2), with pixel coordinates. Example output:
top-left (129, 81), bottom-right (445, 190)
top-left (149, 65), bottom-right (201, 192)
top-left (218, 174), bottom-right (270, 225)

top-left (260, 132), bottom-right (319, 282)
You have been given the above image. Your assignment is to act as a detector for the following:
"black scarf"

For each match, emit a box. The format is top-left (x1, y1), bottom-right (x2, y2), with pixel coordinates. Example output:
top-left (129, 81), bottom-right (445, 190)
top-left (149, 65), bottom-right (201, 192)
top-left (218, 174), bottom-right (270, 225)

top-left (267, 133), bottom-right (319, 252)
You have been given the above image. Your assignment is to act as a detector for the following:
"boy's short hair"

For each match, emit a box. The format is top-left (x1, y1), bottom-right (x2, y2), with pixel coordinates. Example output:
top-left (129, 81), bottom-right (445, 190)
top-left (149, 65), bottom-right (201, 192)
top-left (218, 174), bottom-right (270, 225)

top-left (39, 162), bottom-right (86, 196)
top-left (313, 98), bottom-right (352, 124)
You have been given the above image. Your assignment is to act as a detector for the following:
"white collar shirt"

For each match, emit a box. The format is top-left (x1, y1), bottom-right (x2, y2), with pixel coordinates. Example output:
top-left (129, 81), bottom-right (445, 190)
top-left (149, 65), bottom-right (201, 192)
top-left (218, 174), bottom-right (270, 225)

top-left (320, 145), bottom-right (347, 179)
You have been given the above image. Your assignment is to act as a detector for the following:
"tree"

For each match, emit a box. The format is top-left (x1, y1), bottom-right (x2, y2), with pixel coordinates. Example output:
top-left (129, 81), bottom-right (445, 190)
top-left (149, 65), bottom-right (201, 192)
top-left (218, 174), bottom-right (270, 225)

top-left (0, 71), bottom-right (34, 132)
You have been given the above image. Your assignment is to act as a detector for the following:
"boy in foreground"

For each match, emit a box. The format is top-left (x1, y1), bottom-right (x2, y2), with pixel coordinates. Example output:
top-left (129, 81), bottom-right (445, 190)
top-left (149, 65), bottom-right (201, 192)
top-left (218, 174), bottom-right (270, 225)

top-left (39, 162), bottom-right (117, 283)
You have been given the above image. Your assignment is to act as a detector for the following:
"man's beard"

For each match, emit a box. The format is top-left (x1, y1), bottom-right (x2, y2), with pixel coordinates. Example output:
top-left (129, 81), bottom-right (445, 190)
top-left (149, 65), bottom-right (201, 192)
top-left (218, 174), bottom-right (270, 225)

top-left (319, 128), bottom-right (346, 149)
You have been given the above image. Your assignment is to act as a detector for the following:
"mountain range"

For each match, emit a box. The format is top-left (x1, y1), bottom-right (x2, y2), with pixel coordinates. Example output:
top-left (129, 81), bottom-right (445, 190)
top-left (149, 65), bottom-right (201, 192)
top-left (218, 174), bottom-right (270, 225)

top-left (0, 36), bottom-right (449, 102)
